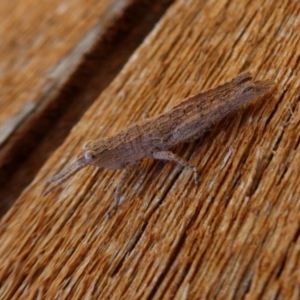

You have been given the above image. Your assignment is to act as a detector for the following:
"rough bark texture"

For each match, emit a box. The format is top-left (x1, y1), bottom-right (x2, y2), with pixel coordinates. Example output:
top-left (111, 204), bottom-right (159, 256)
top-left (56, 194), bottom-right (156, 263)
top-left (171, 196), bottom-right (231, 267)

top-left (0, 0), bottom-right (300, 299)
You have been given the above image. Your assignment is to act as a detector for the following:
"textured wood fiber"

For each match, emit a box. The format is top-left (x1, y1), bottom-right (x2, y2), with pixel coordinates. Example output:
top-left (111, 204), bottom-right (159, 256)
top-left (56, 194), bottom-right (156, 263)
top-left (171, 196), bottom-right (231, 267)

top-left (1, 0), bottom-right (300, 299)
top-left (0, 0), bottom-right (123, 132)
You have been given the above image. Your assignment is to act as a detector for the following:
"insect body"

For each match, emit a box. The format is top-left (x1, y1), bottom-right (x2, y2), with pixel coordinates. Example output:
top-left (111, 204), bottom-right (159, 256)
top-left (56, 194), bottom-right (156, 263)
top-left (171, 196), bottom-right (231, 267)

top-left (45, 72), bottom-right (273, 214)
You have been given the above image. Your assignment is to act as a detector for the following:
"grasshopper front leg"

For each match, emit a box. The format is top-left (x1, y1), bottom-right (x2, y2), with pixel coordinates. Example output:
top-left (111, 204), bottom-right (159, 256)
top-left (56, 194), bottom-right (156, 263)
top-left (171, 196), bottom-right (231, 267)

top-left (106, 163), bottom-right (136, 218)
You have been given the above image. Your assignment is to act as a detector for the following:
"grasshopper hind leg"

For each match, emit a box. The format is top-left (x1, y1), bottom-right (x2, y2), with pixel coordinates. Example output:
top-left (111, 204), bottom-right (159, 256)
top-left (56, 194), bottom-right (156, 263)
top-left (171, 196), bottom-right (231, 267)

top-left (151, 150), bottom-right (200, 184)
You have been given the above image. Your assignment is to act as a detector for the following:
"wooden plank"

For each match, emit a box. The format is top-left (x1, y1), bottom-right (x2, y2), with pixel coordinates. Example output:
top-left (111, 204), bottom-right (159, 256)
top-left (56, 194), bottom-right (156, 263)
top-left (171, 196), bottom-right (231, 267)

top-left (1, 0), bottom-right (300, 299)
top-left (0, 0), bottom-right (125, 143)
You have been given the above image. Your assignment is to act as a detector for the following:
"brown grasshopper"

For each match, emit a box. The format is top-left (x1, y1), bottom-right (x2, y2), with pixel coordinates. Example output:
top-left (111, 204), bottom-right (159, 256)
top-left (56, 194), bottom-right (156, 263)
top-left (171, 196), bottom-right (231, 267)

top-left (45, 72), bottom-right (273, 214)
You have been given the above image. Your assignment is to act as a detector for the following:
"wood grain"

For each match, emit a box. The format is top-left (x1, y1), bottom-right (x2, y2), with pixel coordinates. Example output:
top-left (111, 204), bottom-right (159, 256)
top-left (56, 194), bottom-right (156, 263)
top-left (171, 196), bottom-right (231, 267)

top-left (1, 0), bottom-right (300, 299)
top-left (0, 0), bottom-right (123, 135)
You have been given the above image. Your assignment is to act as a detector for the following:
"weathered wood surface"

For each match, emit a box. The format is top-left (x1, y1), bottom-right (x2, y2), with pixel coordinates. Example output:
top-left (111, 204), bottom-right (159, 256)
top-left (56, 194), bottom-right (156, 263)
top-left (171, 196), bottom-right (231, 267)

top-left (1, 0), bottom-right (300, 299)
top-left (0, 0), bottom-right (124, 143)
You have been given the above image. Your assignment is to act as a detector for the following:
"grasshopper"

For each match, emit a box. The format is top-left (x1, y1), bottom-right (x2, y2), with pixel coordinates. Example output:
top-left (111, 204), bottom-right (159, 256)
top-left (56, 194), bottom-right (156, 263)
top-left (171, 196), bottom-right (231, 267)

top-left (45, 72), bottom-right (273, 215)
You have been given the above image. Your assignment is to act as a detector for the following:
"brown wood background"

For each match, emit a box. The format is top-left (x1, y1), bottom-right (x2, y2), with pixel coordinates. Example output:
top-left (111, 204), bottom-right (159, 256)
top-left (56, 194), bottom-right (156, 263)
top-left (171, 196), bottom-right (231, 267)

top-left (0, 0), bottom-right (299, 299)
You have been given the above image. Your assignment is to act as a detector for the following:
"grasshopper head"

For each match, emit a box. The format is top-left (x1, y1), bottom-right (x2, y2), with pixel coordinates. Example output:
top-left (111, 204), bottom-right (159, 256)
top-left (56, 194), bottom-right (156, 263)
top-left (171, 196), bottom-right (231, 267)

top-left (43, 140), bottom-right (105, 196)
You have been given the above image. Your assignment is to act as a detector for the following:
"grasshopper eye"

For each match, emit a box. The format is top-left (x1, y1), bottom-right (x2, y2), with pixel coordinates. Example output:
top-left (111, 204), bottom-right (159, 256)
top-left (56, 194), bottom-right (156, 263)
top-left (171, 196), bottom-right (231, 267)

top-left (84, 150), bottom-right (96, 160)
